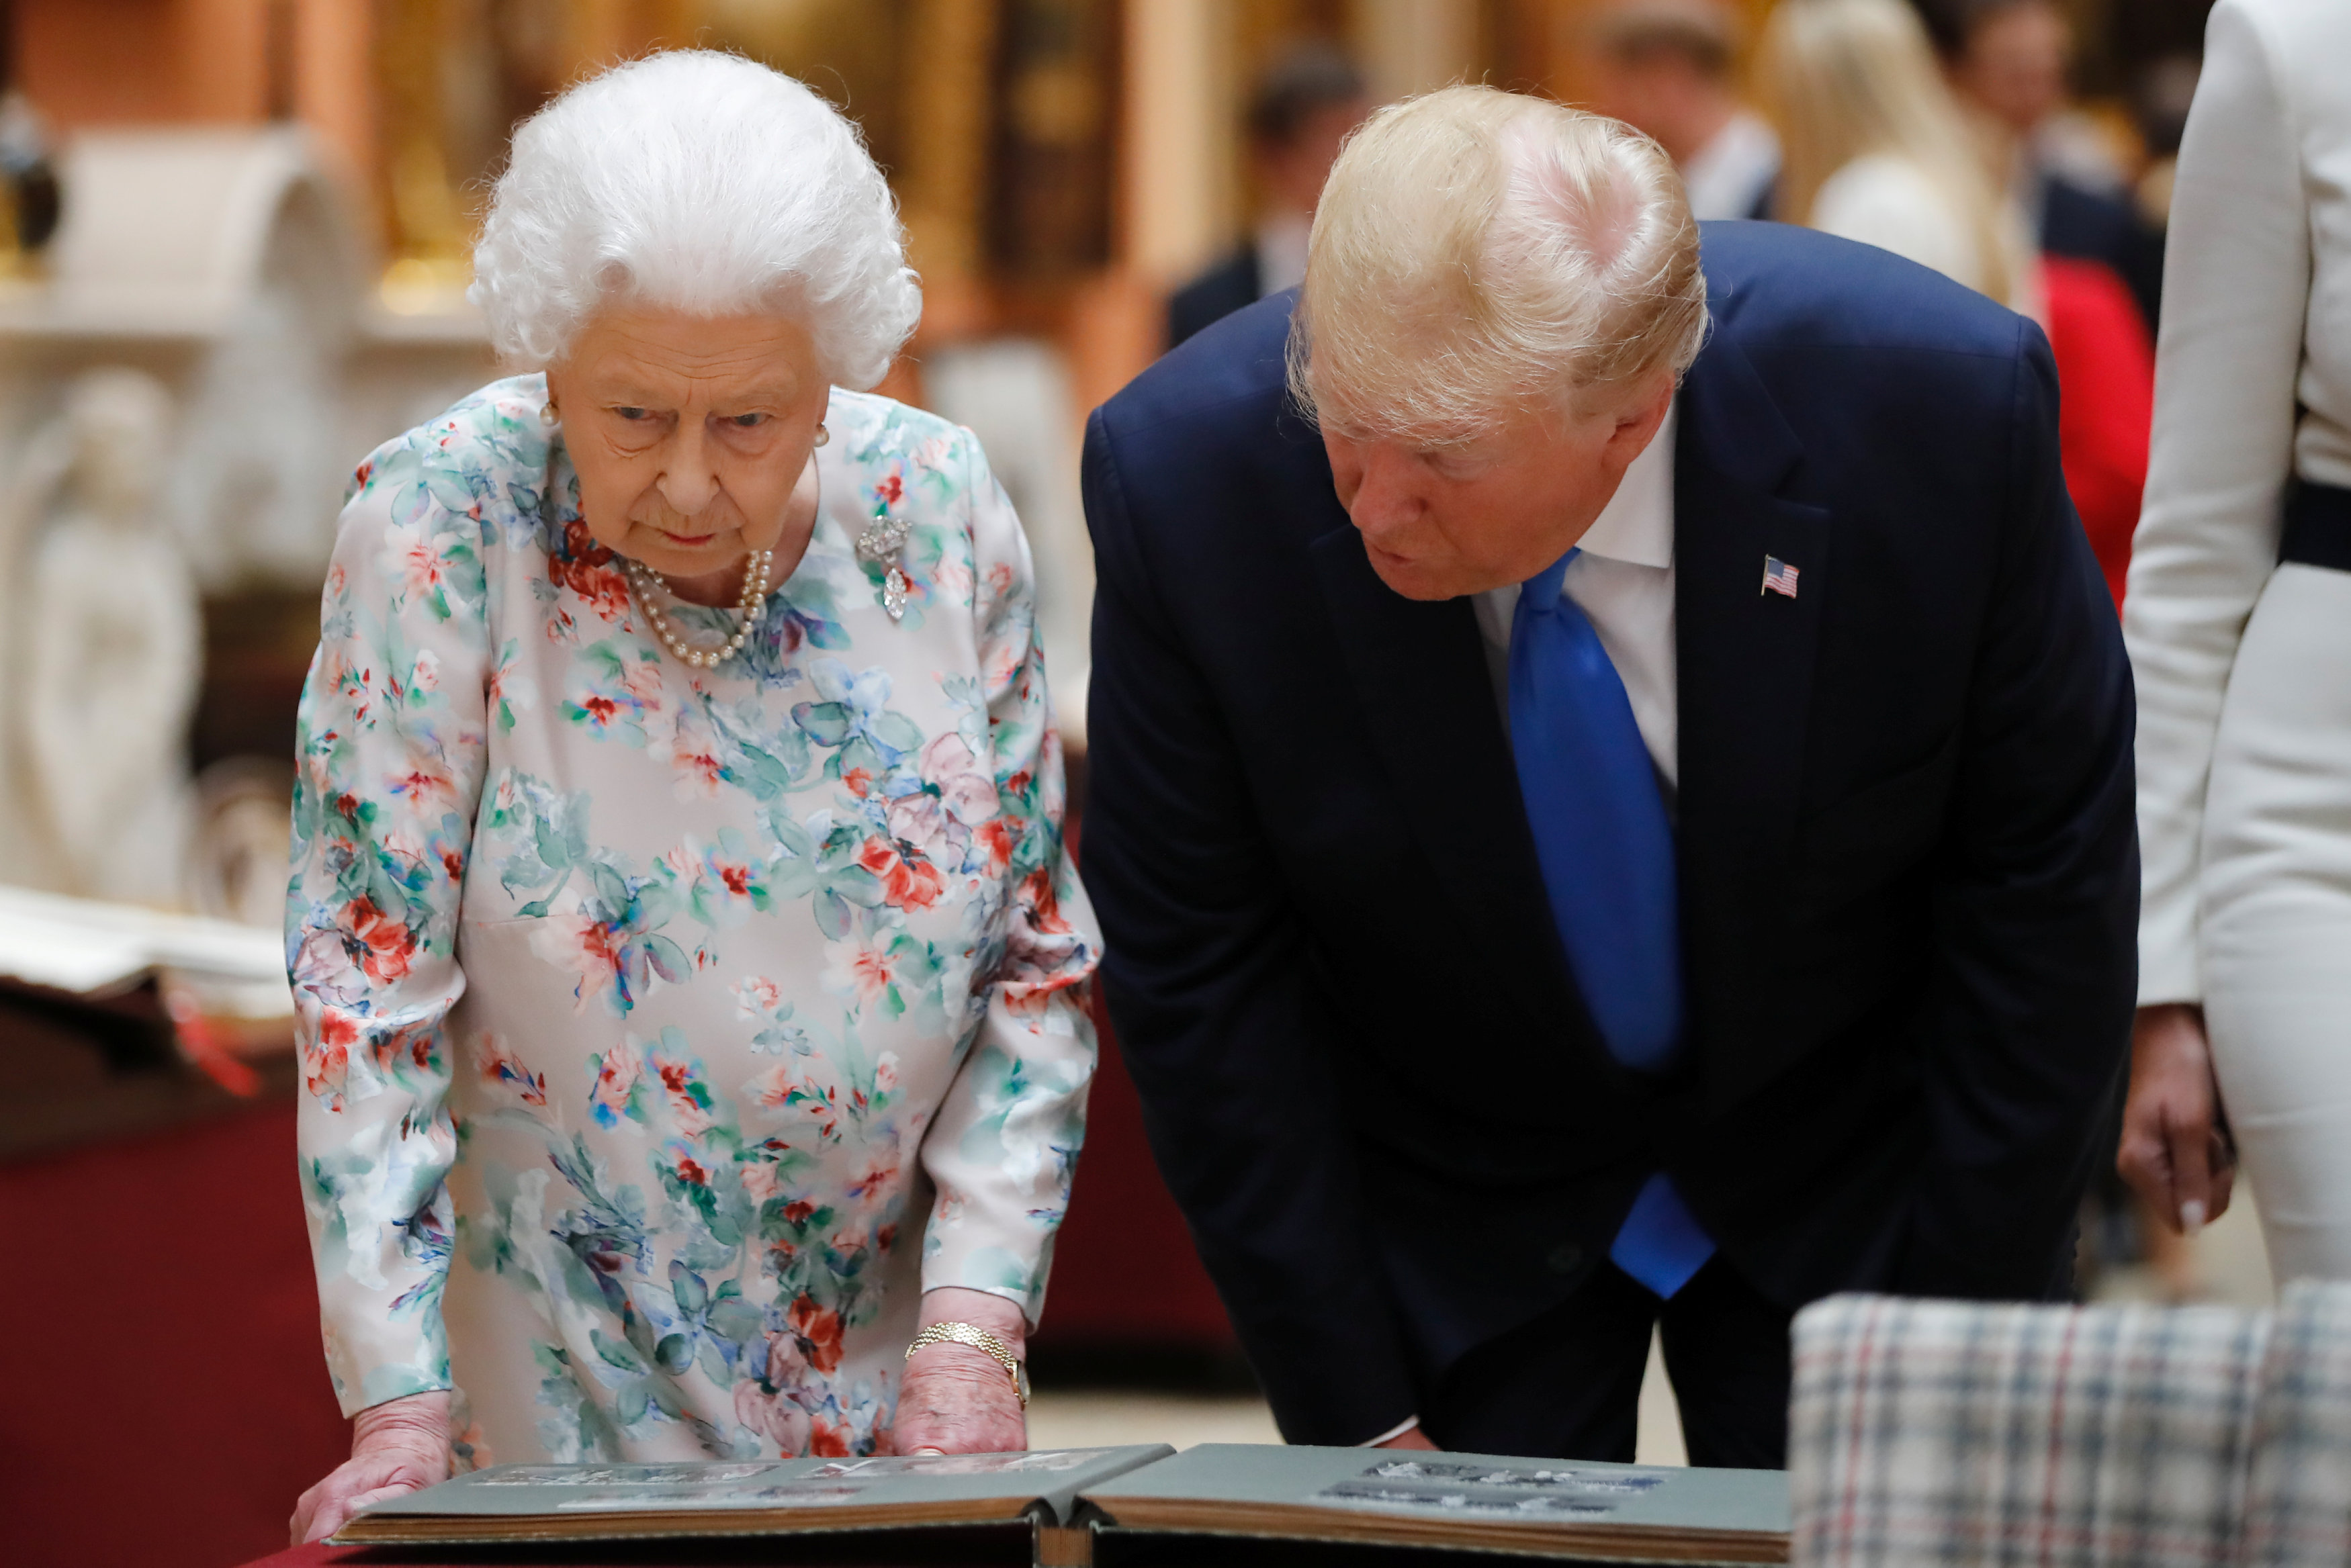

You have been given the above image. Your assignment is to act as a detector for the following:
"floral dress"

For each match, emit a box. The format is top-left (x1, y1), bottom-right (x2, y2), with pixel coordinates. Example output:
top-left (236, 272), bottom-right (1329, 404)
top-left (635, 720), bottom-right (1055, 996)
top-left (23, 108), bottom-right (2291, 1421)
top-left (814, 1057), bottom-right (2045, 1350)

top-left (288, 375), bottom-right (1098, 1464)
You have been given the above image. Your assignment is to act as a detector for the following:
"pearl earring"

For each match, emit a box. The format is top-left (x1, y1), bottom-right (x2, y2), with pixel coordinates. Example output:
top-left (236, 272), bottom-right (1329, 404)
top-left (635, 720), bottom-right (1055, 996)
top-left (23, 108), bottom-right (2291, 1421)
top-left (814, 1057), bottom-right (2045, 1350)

top-left (540, 402), bottom-right (559, 427)
top-left (813, 422), bottom-right (830, 448)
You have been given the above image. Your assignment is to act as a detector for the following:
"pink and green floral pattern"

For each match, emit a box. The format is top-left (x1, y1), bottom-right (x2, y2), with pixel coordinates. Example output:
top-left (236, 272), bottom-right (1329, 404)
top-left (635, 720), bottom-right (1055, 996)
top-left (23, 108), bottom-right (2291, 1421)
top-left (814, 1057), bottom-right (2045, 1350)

top-left (290, 376), bottom-right (1097, 1465)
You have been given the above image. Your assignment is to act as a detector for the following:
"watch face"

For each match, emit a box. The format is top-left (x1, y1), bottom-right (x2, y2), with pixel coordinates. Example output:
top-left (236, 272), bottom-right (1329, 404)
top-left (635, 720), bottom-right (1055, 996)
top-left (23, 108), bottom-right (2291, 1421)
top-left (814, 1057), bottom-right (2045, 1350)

top-left (1016, 1362), bottom-right (1032, 1402)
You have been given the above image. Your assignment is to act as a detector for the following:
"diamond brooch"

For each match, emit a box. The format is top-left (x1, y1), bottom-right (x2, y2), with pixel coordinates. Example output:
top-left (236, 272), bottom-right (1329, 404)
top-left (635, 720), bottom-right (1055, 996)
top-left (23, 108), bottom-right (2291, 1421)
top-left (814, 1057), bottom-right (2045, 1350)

top-left (856, 511), bottom-right (914, 622)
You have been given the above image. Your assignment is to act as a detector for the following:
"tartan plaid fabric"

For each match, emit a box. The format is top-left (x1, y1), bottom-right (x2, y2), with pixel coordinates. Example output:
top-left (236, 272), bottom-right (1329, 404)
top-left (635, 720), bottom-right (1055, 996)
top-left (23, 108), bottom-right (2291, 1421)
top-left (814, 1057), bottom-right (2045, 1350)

top-left (2242, 1282), bottom-right (2351, 1567)
top-left (1789, 1293), bottom-right (2270, 1567)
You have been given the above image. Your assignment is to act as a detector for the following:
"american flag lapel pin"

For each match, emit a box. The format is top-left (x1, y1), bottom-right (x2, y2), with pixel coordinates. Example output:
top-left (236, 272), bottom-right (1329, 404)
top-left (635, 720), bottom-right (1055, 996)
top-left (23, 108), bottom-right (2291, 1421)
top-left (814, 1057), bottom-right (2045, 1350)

top-left (1761, 555), bottom-right (1800, 598)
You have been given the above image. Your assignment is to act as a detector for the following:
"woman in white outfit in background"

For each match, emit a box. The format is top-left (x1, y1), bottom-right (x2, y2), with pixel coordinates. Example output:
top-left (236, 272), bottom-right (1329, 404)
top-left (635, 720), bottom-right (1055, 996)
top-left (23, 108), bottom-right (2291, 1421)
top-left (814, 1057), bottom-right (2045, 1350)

top-left (1756, 0), bottom-right (2041, 318)
top-left (2117, 0), bottom-right (2351, 1285)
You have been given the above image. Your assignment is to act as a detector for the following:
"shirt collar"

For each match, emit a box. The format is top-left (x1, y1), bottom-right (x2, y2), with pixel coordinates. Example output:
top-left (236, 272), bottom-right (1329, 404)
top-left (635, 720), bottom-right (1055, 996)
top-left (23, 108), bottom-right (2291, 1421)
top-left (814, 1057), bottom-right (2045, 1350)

top-left (1574, 399), bottom-right (1677, 570)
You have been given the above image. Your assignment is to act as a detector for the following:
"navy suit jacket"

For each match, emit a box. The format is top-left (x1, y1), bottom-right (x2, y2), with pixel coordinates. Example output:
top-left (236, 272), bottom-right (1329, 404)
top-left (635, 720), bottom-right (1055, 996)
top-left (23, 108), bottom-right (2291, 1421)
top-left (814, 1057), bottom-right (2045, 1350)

top-left (1079, 221), bottom-right (2137, 1446)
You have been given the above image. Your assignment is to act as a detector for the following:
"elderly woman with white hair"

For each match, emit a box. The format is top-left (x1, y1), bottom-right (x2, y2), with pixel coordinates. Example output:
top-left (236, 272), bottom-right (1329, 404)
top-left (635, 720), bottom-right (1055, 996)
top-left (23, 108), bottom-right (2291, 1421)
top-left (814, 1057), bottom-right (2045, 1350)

top-left (287, 52), bottom-right (1096, 1541)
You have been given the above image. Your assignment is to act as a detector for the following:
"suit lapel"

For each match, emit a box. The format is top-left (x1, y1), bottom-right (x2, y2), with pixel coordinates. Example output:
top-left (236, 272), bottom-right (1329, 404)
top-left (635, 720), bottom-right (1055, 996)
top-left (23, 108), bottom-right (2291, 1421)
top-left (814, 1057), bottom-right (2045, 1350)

top-left (1673, 332), bottom-right (1832, 1112)
top-left (1306, 524), bottom-right (1603, 1058)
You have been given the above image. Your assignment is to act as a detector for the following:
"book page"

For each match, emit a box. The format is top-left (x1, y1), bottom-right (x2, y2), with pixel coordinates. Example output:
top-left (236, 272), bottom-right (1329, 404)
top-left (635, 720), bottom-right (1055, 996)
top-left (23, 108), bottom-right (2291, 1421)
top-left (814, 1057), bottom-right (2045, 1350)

top-left (444, 1449), bottom-right (1134, 1512)
top-left (1319, 1458), bottom-right (1672, 1520)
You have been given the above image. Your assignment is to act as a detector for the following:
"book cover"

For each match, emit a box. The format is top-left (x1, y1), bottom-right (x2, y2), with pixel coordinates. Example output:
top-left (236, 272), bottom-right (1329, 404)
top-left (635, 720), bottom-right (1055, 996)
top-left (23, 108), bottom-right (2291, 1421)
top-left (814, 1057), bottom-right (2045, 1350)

top-left (334, 1444), bottom-right (1176, 1548)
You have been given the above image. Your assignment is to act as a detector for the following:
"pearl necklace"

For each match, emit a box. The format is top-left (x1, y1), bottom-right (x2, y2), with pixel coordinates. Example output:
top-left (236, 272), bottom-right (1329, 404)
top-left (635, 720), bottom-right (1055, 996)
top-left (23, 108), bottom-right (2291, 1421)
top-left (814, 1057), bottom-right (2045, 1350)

top-left (623, 550), bottom-right (774, 670)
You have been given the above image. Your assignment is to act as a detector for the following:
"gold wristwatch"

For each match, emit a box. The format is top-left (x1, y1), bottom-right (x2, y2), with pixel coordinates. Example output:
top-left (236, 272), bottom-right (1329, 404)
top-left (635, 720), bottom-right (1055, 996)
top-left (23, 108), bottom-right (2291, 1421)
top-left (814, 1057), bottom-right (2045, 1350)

top-left (905, 1320), bottom-right (1031, 1408)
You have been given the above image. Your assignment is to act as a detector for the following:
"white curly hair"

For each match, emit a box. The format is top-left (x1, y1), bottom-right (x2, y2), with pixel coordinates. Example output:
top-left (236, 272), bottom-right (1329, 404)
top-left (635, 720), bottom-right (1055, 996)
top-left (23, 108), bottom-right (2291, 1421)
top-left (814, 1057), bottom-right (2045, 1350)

top-left (470, 50), bottom-right (921, 389)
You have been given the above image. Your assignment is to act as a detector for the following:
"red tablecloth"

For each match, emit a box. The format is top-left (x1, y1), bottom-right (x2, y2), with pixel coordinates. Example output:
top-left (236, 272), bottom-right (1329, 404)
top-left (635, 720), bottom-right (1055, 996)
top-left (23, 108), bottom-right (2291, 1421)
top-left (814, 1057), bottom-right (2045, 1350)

top-left (0, 1098), bottom-right (349, 1568)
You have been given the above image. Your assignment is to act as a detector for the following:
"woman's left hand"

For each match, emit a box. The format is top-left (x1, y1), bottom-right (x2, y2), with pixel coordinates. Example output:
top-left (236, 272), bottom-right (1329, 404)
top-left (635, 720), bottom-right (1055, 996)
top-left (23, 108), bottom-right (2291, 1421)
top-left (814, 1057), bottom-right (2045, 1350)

top-left (894, 1287), bottom-right (1029, 1455)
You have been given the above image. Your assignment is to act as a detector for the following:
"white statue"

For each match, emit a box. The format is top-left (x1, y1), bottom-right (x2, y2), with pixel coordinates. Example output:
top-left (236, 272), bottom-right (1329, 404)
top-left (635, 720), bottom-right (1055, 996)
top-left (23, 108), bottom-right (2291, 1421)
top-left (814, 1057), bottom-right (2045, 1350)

top-left (9, 369), bottom-right (200, 906)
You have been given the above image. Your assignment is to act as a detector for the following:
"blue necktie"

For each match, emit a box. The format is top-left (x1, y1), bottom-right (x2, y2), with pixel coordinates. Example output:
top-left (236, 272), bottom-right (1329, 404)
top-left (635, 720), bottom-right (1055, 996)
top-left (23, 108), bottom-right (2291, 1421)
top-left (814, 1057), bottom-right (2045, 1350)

top-left (1507, 548), bottom-right (1715, 1300)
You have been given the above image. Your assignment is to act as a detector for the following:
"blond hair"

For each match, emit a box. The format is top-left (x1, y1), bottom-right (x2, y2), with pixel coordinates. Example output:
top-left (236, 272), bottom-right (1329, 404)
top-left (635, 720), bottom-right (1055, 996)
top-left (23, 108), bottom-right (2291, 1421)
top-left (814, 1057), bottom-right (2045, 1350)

top-left (1757, 0), bottom-right (2018, 307)
top-left (1290, 85), bottom-right (1707, 447)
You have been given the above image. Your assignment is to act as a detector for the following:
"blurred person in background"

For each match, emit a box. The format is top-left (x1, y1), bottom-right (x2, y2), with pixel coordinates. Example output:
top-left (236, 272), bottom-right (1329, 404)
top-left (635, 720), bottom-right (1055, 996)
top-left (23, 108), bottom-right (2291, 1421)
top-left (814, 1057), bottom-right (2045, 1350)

top-left (1757, 0), bottom-right (2040, 318)
top-left (2129, 54), bottom-right (2201, 232)
top-left (1587, 0), bottom-right (1779, 222)
top-left (1765, 0), bottom-right (2147, 610)
top-left (1925, 0), bottom-right (2154, 609)
top-left (1920, 0), bottom-right (2165, 334)
top-left (2119, 0), bottom-right (2351, 1288)
top-left (287, 52), bottom-right (1098, 1542)
top-left (2037, 250), bottom-right (2152, 612)
top-left (1165, 45), bottom-right (1370, 351)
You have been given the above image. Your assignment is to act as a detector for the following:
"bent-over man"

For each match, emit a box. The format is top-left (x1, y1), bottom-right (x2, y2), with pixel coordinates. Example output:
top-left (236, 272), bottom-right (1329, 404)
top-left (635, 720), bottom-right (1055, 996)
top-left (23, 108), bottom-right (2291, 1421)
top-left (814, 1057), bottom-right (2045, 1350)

top-left (1080, 87), bottom-right (2135, 1465)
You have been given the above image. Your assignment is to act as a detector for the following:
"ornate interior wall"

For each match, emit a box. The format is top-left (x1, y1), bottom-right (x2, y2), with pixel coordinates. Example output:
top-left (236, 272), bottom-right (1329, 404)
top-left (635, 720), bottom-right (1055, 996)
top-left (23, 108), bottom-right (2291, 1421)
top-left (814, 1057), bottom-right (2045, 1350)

top-left (5, 0), bottom-right (2219, 267)
top-left (0, 0), bottom-right (2215, 793)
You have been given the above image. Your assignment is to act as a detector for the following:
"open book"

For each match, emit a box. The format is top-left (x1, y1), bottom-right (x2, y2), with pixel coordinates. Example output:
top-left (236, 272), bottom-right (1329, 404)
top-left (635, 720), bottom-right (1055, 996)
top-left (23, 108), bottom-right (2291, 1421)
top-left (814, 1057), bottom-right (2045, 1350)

top-left (1081, 1444), bottom-right (1789, 1562)
top-left (0, 883), bottom-right (284, 999)
top-left (332, 1446), bottom-right (1172, 1550)
top-left (336, 1443), bottom-right (1790, 1564)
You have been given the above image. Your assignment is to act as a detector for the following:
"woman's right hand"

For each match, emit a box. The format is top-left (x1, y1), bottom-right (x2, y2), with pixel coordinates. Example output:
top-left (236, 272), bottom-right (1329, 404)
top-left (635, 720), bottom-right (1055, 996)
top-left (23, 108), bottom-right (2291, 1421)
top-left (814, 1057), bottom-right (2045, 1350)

top-left (290, 1389), bottom-right (452, 1545)
top-left (1375, 1422), bottom-right (1440, 1451)
top-left (2117, 1003), bottom-right (2237, 1236)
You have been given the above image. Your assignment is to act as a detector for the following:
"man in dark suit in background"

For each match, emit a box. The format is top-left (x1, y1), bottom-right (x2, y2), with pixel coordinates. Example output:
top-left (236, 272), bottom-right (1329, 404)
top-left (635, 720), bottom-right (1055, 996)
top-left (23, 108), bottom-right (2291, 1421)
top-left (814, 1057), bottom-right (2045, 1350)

top-left (1587, 0), bottom-right (1781, 222)
top-left (1083, 88), bottom-right (2135, 1465)
top-left (1163, 46), bottom-right (1368, 352)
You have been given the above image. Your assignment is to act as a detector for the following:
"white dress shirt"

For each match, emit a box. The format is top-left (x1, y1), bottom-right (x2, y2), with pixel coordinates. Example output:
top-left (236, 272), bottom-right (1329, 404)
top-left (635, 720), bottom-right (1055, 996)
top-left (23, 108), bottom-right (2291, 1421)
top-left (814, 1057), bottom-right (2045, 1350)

top-left (1472, 403), bottom-right (1681, 794)
top-left (1680, 111), bottom-right (1780, 224)
top-left (1255, 210), bottom-right (1312, 299)
top-left (2124, 0), bottom-right (2351, 1004)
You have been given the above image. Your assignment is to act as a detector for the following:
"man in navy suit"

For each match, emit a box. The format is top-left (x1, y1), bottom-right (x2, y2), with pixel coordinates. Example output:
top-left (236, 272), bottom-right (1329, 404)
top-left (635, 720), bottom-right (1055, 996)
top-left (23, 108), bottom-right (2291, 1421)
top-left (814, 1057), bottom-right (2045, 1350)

top-left (1165, 46), bottom-right (1369, 352)
top-left (1080, 87), bottom-right (2135, 1465)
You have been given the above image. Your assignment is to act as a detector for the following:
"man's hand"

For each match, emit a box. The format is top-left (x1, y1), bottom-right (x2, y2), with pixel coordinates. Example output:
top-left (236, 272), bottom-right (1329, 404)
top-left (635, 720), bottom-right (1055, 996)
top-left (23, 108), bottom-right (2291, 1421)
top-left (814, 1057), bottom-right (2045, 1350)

top-left (894, 1287), bottom-right (1028, 1455)
top-left (1375, 1422), bottom-right (1439, 1450)
top-left (290, 1389), bottom-right (451, 1544)
top-left (2117, 1003), bottom-right (2237, 1235)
